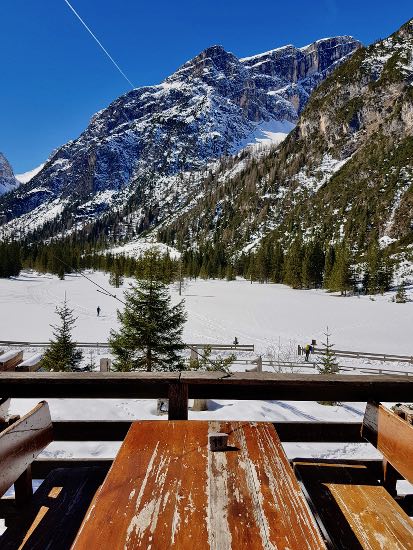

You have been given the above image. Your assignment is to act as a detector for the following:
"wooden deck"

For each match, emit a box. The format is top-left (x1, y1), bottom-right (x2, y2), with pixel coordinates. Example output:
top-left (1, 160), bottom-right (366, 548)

top-left (72, 421), bottom-right (326, 549)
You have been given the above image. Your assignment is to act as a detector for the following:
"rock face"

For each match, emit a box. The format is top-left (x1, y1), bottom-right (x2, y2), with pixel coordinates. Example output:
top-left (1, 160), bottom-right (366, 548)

top-left (158, 19), bottom-right (413, 256)
top-left (0, 153), bottom-right (19, 195)
top-left (0, 36), bottom-right (360, 237)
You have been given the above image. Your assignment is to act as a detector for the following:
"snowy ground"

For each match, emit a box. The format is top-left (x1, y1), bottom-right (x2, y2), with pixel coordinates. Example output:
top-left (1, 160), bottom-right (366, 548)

top-left (2, 270), bottom-right (413, 354)
top-left (1, 271), bottom-right (413, 464)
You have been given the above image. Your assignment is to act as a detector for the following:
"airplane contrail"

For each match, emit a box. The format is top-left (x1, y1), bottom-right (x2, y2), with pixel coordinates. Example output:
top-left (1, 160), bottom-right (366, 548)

top-left (63, 0), bottom-right (135, 88)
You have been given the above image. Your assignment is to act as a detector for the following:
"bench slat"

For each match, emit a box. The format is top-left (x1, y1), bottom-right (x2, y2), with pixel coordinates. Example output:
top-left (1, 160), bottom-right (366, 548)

top-left (362, 402), bottom-right (413, 484)
top-left (0, 402), bottom-right (53, 498)
top-left (0, 351), bottom-right (23, 372)
top-left (294, 460), bottom-right (413, 549)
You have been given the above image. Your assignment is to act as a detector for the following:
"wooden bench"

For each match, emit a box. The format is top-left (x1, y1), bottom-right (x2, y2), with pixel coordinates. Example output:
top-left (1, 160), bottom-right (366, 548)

top-left (293, 402), bottom-right (413, 549)
top-left (15, 353), bottom-right (43, 372)
top-left (0, 350), bottom-right (23, 371)
top-left (0, 402), bottom-right (106, 549)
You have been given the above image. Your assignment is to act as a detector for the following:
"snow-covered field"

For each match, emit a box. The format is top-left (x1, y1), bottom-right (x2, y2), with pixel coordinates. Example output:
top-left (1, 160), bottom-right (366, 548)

top-left (2, 270), bottom-right (413, 354)
top-left (1, 271), bottom-right (412, 462)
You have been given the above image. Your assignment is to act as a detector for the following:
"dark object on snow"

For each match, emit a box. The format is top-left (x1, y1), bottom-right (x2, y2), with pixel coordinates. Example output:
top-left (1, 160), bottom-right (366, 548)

top-left (97, 306), bottom-right (101, 317)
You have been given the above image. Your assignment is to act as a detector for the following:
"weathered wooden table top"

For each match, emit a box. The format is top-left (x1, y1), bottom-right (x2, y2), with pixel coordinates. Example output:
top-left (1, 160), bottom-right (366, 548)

top-left (72, 420), bottom-right (326, 549)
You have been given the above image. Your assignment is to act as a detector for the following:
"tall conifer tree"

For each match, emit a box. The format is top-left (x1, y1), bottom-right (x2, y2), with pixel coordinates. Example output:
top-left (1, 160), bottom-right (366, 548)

top-left (41, 298), bottom-right (83, 371)
top-left (109, 250), bottom-right (187, 372)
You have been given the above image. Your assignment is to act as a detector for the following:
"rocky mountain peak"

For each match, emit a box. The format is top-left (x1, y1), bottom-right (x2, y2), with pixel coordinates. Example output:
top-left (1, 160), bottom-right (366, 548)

top-left (0, 153), bottom-right (19, 195)
top-left (0, 34), bottom-right (361, 238)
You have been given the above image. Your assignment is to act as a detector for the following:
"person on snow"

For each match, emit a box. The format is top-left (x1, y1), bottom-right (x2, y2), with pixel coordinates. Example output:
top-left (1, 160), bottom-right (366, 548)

top-left (305, 344), bottom-right (311, 362)
top-left (97, 306), bottom-right (101, 317)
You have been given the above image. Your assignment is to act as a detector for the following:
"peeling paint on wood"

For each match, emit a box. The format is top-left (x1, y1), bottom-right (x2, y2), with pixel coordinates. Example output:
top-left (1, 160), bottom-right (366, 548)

top-left (294, 460), bottom-right (413, 550)
top-left (72, 421), bottom-right (326, 549)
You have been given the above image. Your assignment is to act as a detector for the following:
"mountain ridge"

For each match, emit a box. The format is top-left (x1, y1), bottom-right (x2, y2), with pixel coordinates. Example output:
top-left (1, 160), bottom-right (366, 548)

top-left (0, 35), bottom-right (360, 241)
top-left (155, 19), bottom-right (413, 265)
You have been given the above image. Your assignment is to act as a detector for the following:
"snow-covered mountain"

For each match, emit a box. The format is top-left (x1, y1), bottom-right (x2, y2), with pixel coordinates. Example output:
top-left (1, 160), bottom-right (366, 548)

top-left (0, 36), bottom-right (360, 238)
top-left (157, 19), bottom-right (413, 258)
top-left (0, 153), bottom-right (19, 195)
top-left (15, 163), bottom-right (45, 184)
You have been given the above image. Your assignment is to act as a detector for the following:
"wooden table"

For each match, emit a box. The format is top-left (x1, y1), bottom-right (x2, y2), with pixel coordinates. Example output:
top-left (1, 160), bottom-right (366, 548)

top-left (72, 421), bottom-right (326, 549)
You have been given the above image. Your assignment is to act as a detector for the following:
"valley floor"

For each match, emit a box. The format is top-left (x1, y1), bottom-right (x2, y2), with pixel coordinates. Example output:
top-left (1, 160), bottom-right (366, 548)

top-left (1, 271), bottom-right (412, 463)
top-left (2, 270), bottom-right (412, 354)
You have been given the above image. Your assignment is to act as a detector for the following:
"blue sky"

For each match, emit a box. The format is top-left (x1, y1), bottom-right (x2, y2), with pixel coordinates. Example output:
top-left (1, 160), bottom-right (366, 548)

top-left (1, 1), bottom-right (412, 172)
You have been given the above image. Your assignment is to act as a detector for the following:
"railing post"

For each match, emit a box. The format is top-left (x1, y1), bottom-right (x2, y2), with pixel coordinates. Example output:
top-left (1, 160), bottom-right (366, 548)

top-left (168, 382), bottom-right (188, 420)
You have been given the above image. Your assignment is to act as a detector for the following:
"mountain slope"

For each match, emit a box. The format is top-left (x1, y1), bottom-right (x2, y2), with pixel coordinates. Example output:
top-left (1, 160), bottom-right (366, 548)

top-left (0, 153), bottom-right (19, 195)
top-left (0, 37), bottom-right (360, 239)
top-left (15, 163), bottom-right (45, 184)
top-left (157, 19), bottom-right (413, 258)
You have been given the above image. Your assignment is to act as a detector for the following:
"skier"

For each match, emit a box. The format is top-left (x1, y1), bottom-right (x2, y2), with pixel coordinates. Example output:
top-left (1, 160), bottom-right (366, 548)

top-left (97, 306), bottom-right (101, 317)
top-left (233, 337), bottom-right (239, 346)
top-left (305, 344), bottom-right (311, 362)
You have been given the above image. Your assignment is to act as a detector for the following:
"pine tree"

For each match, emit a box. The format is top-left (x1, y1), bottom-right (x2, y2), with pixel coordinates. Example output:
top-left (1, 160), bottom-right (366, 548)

top-left (317, 327), bottom-right (339, 375)
top-left (302, 240), bottom-right (325, 289)
top-left (271, 242), bottom-right (284, 284)
top-left (323, 246), bottom-right (335, 288)
top-left (328, 243), bottom-right (353, 295)
top-left (317, 327), bottom-right (339, 405)
top-left (109, 263), bottom-right (124, 288)
top-left (41, 298), bottom-right (83, 371)
top-left (283, 238), bottom-right (303, 289)
top-left (363, 239), bottom-right (392, 295)
top-left (225, 264), bottom-right (236, 281)
top-left (395, 281), bottom-right (408, 303)
top-left (109, 260), bottom-right (187, 372)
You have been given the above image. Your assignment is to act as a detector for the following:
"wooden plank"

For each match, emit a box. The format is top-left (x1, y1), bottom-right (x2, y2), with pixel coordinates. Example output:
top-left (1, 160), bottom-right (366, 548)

top-left (39, 419), bottom-right (365, 443)
top-left (0, 467), bottom-right (106, 549)
top-left (362, 402), bottom-right (413, 485)
top-left (1, 372), bottom-right (413, 402)
top-left (0, 371), bottom-right (412, 402)
top-left (294, 460), bottom-right (413, 549)
top-left (0, 351), bottom-right (23, 372)
top-left (16, 353), bottom-right (43, 372)
top-left (0, 401), bottom-right (53, 498)
top-left (72, 421), bottom-right (326, 549)
top-left (28, 458), bottom-right (392, 486)
top-left (0, 371), bottom-right (180, 398)
top-left (182, 372), bottom-right (413, 402)
top-left (168, 381), bottom-right (188, 419)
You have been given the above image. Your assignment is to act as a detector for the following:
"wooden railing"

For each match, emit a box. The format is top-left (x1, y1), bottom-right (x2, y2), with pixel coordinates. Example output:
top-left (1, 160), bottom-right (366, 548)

top-left (238, 359), bottom-right (413, 376)
top-left (298, 345), bottom-right (413, 364)
top-left (1, 371), bottom-right (412, 419)
top-left (0, 341), bottom-right (254, 352)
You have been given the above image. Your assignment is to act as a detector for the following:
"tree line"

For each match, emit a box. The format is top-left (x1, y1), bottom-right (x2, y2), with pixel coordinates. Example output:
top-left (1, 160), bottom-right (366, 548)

top-left (0, 234), bottom-right (395, 296)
